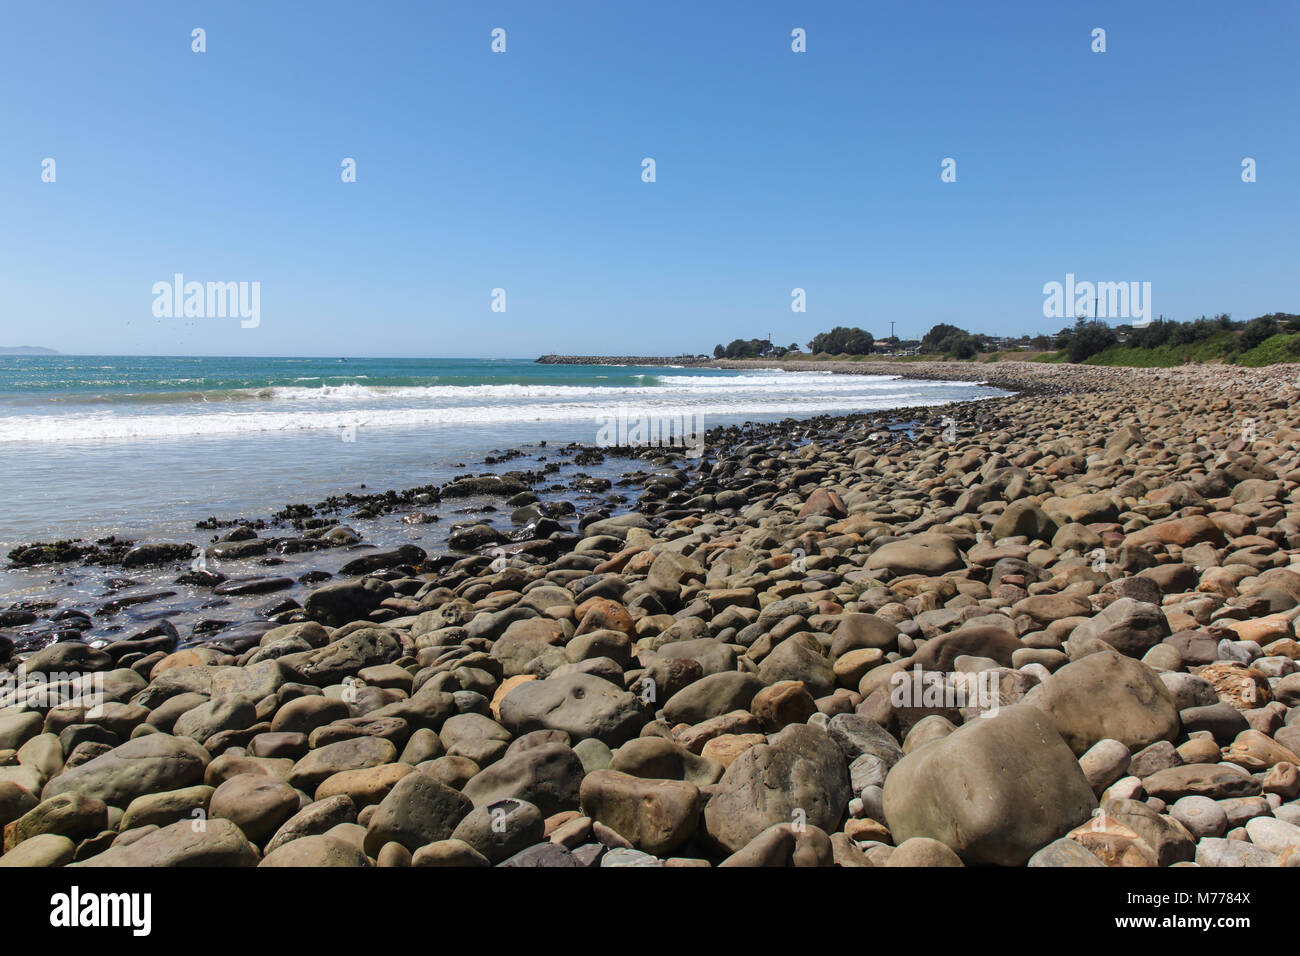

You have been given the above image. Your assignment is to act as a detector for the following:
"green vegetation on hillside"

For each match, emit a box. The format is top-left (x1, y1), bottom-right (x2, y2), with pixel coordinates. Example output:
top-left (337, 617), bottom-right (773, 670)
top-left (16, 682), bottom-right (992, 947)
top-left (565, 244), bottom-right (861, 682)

top-left (1081, 325), bottom-right (1300, 368)
top-left (1081, 332), bottom-right (1235, 367)
top-left (1236, 332), bottom-right (1300, 366)
top-left (710, 313), bottom-right (1300, 368)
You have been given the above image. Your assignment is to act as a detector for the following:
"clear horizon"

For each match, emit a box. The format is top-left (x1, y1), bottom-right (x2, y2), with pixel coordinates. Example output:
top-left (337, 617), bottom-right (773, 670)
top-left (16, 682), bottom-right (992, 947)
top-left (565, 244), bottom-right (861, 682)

top-left (3, 0), bottom-right (1297, 357)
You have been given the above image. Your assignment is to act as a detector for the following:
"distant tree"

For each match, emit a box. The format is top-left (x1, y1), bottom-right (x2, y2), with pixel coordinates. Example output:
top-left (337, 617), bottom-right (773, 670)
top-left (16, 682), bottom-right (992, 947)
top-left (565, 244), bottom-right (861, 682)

top-left (921, 323), bottom-right (966, 354)
top-left (1129, 318), bottom-right (1176, 349)
top-left (1240, 315), bottom-right (1279, 350)
top-left (808, 326), bottom-right (874, 355)
top-left (843, 327), bottom-right (874, 354)
top-left (1067, 320), bottom-right (1117, 362)
top-left (1169, 317), bottom-right (1223, 346)
top-left (713, 343), bottom-right (725, 358)
top-left (948, 333), bottom-right (979, 359)
top-left (722, 337), bottom-right (774, 359)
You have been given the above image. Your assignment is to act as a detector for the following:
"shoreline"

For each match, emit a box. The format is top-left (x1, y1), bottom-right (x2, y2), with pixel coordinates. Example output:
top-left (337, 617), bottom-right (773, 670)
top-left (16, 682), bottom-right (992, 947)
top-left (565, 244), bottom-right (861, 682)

top-left (668, 356), bottom-right (1300, 398)
top-left (1, 380), bottom-right (1003, 647)
top-left (3, 360), bottom-right (1300, 868)
top-left (2, 367), bottom-right (1005, 567)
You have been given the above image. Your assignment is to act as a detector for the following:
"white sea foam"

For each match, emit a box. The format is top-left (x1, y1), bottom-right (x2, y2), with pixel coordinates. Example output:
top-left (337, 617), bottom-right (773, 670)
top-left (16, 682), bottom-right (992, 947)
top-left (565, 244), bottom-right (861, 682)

top-left (0, 372), bottom-right (997, 443)
top-left (242, 373), bottom-right (918, 402)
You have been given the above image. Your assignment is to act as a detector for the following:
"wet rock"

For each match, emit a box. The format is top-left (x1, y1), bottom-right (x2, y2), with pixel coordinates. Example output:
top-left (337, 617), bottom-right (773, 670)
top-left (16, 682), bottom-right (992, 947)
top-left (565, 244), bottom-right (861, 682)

top-left (303, 578), bottom-right (394, 627)
top-left (276, 627), bottom-right (402, 686)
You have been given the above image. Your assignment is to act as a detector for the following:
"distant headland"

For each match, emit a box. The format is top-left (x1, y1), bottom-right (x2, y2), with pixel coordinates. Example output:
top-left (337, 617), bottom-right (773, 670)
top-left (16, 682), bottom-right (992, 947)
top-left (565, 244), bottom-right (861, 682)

top-left (0, 346), bottom-right (58, 355)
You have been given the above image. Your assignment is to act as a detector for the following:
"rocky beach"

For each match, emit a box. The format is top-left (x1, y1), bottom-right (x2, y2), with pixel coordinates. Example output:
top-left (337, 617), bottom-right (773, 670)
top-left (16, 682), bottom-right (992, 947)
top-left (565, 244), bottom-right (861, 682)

top-left (4, 359), bottom-right (1300, 869)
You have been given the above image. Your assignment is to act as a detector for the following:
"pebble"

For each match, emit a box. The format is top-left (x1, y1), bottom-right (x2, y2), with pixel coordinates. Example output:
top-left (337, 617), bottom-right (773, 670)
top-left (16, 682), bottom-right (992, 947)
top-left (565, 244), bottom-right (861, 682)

top-left (5, 360), bottom-right (1300, 872)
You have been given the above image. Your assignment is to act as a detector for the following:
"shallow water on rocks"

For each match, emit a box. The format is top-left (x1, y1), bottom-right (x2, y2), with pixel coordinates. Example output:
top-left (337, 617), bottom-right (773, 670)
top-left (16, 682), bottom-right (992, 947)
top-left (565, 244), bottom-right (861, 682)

top-left (0, 359), bottom-right (1008, 656)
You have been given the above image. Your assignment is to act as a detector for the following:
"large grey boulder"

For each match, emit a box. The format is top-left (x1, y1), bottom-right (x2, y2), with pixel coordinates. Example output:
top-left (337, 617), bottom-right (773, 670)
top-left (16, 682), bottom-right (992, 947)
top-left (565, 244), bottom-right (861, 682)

top-left (41, 734), bottom-right (209, 807)
top-left (73, 818), bottom-right (258, 867)
top-left (866, 534), bottom-right (964, 576)
top-left (276, 627), bottom-right (402, 686)
top-left (1067, 598), bottom-right (1170, 658)
top-left (363, 772), bottom-right (474, 855)
top-left (498, 672), bottom-right (645, 746)
top-left (882, 705), bottom-right (1097, 866)
top-left (703, 724), bottom-right (851, 854)
top-left (303, 578), bottom-right (393, 627)
top-left (662, 672), bottom-right (766, 725)
top-left (1023, 649), bottom-right (1178, 756)
top-left (462, 742), bottom-right (585, 817)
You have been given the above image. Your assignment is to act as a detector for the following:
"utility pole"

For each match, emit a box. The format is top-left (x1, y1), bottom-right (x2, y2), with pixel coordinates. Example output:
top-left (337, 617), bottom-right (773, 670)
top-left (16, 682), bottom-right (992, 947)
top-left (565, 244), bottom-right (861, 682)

top-left (890, 321), bottom-right (896, 340)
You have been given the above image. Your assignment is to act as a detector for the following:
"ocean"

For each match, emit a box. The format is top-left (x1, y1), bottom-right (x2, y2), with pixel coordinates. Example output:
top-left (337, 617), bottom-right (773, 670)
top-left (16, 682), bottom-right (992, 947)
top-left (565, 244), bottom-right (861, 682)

top-left (0, 356), bottom-right (1006, 549)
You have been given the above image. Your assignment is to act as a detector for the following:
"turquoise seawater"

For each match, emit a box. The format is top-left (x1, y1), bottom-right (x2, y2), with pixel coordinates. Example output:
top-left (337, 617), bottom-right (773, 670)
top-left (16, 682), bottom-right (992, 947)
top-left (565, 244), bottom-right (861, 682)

top-left (0, 355), bottom-right (1005, 545)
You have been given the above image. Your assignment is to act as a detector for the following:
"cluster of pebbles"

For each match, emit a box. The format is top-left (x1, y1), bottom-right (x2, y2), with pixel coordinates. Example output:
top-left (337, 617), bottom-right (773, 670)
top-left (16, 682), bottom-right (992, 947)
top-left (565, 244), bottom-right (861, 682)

top-left (4, 361), bottom-right (1300, 867)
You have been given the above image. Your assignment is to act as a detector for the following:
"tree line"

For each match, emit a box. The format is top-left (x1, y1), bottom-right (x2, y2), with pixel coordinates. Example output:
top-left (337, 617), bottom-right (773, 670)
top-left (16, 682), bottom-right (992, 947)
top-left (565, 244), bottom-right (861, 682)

top-left (709, 313), bottom-right (1300, 362)
top-left (712, 326), bottom-right (883, 359)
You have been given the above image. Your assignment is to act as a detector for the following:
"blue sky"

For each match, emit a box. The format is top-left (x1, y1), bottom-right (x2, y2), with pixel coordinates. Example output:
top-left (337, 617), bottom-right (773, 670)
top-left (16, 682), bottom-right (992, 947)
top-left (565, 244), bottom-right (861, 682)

top-left (1, 0), bottom-right (1296, 357)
